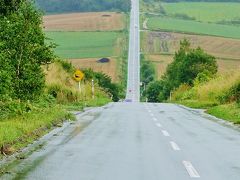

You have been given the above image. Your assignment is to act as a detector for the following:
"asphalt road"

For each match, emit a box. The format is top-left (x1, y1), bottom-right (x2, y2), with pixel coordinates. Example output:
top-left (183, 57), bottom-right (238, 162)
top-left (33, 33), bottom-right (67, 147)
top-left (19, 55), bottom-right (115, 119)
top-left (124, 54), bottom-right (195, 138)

top-left (126, 0), bottom-right (140, 102)
top-left (4, 103), bottom-right (240, 180)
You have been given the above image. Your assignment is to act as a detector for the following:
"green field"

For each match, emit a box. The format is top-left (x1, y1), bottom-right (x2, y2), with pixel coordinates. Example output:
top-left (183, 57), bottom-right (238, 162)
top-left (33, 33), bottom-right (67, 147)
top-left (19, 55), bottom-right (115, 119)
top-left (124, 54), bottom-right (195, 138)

top-left (162, 2), bottom-right (240, 23)
top-left (147, 17), bottom-right (240, 39)
top-left (46, 31), bottom-right (121, 59)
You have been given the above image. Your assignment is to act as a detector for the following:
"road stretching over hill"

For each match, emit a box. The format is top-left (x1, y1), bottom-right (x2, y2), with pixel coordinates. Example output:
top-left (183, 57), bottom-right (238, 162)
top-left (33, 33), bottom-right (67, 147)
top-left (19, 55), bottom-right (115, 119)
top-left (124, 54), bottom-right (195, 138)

top-left (3, 0), bottom-right (240, 179)
top-left (126, 0), bottom-right (140, 102)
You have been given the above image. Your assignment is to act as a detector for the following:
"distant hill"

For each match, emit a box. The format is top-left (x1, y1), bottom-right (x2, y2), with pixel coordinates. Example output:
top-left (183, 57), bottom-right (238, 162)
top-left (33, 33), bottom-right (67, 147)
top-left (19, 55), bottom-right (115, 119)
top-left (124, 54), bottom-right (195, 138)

top-left (36, 0), bottom-right (130, 14)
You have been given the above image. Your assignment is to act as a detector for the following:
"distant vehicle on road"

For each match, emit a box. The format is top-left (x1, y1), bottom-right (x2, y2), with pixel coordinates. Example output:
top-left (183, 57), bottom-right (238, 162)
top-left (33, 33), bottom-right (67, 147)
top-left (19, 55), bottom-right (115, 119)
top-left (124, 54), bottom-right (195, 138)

top-left (125, 99), bottom-right (132, 102)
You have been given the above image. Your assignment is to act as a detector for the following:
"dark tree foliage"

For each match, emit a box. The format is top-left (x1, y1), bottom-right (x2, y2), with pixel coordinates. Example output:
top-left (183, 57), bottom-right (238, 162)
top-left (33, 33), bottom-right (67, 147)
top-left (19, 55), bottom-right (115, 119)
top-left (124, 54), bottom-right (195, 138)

top-left (83, 69), bottom-right (122, 102)
top-left (0, 0), bottom-right (23, 16)
top-left (36, 0), bottom-right (131, 14)
top-left (0, 1), bottom-right (55, 100)
top-left (145, 39), bottom-right (218, 102)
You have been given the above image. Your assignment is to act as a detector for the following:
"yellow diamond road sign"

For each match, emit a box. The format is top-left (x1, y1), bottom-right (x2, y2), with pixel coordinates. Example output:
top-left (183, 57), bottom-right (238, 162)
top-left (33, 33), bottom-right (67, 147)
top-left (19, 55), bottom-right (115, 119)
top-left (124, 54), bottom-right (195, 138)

top-left (74, 70), bottom-right (84, 82)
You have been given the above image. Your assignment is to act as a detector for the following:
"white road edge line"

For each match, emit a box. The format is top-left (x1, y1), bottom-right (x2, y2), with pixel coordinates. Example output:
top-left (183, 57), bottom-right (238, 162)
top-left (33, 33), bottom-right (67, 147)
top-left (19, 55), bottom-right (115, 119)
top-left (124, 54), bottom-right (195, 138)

top-left (156, 123), bottom-right (162, 127)
top-left (170, 141), bottom-right (180, 151)
top-left (182, 161), bottom-right (200, 178)
top-left (162, 130), bottom-right (170, 137)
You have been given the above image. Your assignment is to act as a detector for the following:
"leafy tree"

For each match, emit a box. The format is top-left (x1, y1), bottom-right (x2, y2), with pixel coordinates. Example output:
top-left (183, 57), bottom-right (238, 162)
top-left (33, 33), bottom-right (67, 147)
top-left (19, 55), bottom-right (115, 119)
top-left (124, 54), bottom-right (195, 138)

top-left (146, 80), bottom-right (164, 102)
top-left (145, 39), bottom-right (218, 102)
top-left (0, 1), bottom-right (55, 100)
top-left (83, 69), bottom-right (122, 102)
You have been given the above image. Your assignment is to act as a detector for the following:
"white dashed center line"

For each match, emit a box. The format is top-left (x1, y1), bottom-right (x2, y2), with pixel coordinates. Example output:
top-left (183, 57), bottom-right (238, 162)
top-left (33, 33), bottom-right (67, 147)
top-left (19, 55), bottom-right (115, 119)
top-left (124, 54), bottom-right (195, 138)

top-left (161, 130), bottom-right (170, 137)
top-left (150, 113), bottom-right (154, 117)
top-left (183, 161), bottom-right (200, 178)
top-left (170, 141), bottom-right (180, 151)
top-left (152, 117), bottom-right (157, 121)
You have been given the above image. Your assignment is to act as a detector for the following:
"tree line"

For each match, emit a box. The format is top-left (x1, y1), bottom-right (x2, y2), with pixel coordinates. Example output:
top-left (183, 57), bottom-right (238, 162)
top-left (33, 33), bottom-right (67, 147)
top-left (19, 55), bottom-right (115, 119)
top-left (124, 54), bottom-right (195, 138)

top-left (36, 0), bottom-right (131, 14)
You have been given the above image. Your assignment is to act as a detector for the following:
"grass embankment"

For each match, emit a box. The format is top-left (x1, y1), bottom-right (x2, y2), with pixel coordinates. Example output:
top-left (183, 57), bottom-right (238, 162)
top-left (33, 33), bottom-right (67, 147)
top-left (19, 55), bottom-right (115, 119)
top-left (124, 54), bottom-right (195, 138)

top-left (0, 62), bottom-right (111, 157)
top-left (171, 71), bottom-right (240, 124)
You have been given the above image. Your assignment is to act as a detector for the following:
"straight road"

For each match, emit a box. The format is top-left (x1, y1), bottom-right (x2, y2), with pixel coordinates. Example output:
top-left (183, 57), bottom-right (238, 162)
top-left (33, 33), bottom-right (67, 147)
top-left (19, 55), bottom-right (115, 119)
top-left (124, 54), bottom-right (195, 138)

top-left (2, 0), bottom-right (240, 179)
top-left (4, 103), bottom-right (240, 180)
top-left (126, 0), bottom-right (140, 102)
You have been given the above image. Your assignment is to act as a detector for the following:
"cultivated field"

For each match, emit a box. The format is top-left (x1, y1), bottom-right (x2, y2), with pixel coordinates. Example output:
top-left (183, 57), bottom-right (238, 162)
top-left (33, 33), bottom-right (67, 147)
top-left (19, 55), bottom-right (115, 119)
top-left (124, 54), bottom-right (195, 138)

top-left (69, 58), bottom-right (119, 82)
top-left (43, 12), bottom-right (125, 31)
top-left (162, 2), bottom-right (240, 23)
top-left (142, 31), bottom-right (240, 78)
top-left (147, 17), bottom-right (240, 39)
top-left (46, 31), bottom-right (123, 59)
top-left (146, 54), bottom-right (240, 79)
top-left (142, 31), bottom-right (240, 60)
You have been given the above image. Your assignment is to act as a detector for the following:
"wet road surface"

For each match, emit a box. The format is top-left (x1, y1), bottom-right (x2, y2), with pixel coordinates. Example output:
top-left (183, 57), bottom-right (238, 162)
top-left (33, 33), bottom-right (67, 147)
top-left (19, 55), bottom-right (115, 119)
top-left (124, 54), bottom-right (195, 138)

top-left (4, 103), bottom-right (240, 180)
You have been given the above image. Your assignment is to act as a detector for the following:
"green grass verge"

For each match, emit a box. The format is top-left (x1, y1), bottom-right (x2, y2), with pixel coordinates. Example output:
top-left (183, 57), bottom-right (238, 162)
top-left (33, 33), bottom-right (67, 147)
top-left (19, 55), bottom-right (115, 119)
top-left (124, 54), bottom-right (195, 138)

top-left (0, 96), bottom-right (111, 157)
top-left (174, 100), bottom-right (219, 109)
top-left (173, 100), bottom-right (240, 124)
top-left (162, 2), bottom-right (240, 23)
top-left (207, 103), bottom-right (240, 124)
top-left (46, 31), bottom-right (121, 59)
top-left (0, 106), bottom-right (72, 155)
top-left (147, 17), bottom-right (240, 39)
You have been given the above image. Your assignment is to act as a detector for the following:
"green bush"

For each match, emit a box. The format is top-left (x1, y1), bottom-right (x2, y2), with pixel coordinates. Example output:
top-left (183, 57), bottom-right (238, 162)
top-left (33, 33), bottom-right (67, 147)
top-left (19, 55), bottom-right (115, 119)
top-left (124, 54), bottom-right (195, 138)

top-left (218, 81), bottom-right (240, 104)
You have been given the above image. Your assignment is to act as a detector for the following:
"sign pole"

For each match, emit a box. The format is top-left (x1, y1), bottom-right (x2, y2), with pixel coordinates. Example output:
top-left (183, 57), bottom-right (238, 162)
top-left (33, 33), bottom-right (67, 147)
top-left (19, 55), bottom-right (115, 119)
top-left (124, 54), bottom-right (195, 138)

top-left (91, 79), bottom-right (95, 99)
top-left (78, 81), bottom-right (82, 93)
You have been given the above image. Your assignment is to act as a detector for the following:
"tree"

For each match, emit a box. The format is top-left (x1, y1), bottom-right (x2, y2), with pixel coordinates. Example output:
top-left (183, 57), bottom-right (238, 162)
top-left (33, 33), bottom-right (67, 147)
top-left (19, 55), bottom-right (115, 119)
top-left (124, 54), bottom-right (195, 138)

top-left (0, 1), bottom-right (55, 100)
top-left (146, 39), bottom-right (218, 102)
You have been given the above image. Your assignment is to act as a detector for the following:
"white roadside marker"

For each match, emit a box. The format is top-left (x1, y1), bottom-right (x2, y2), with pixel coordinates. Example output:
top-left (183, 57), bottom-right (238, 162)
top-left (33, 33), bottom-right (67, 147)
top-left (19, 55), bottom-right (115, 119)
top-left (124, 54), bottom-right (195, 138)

top-left (182, 161), bottom-right (200, 178)
top-left (162, 130), bottom-right (170, 137)
top-left (156, 123), bottom-right (162, 127)
top-left (170, 141), bottom-right (180, 151)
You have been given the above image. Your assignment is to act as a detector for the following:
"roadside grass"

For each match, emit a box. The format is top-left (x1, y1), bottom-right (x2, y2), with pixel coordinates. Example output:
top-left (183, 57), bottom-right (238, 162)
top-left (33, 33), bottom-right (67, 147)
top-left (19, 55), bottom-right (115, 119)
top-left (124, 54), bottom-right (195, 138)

top-left (147, 17), bottom-right (240, 39)
top-left (207, 104), bottom-right (240, 124)
top-left (162, 2), bottom-right (240, 23)
top-left (171, 70), bottom-right (240, 124)
top-left (46, 31), bottom-right (122, 59)
top-left (0, 106), bottom-right (72, 156)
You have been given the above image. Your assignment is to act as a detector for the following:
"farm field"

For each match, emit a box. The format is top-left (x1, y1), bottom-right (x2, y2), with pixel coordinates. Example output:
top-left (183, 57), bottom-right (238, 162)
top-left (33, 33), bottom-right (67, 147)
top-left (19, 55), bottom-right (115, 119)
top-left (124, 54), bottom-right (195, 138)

top-left (43, 12), bottom-right (126, 31)
top-left (146, 54), bottom-right (240, 79)
top-left (69, 58), bottom-right (119, 82)
top-left (147, 17), bottom-right (240, 39)
top-left (141, 31), bottom-right (240, 78)
top-left (46, 31), bottom-right (123, 59)
top-left (162, 2), bottom-right (240, 23)
top-left (141, 31), bottom-right (240, 60)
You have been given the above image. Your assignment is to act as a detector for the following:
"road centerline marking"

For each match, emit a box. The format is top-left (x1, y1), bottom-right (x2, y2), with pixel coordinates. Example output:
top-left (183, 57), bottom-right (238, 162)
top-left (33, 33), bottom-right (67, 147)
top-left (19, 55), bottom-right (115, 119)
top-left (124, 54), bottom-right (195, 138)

top-left (153, 117), bottom-right (157, 121)
top-left (183, 161), bottom-right (200, 178)
top-left (162, 130), bottom-right (170, 137)
top-left (170, 141), bottom-right (180, 151)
